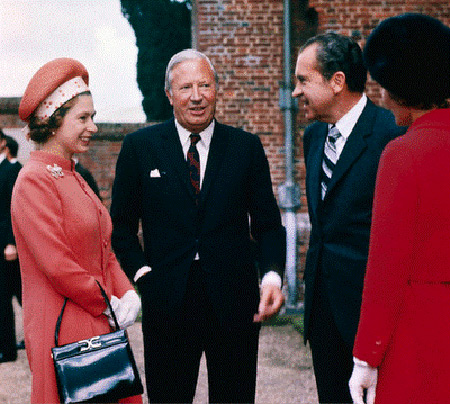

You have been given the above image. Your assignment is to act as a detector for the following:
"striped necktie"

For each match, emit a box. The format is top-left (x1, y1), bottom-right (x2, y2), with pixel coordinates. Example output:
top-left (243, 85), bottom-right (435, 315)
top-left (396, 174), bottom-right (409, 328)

top-left (187, 133), bottom-right (201, 201)
top-left (321, 125), bottom-right (341, 199)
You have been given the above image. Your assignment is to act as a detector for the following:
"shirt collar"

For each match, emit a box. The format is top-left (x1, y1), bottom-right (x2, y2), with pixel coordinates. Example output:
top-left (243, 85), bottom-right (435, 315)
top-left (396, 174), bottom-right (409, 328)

top-left (175, 119), bottom-right (215, 149)
top-left (0, 153), bottom-right (6, 164)
top-left (332, 93), bottom-right (367, 141)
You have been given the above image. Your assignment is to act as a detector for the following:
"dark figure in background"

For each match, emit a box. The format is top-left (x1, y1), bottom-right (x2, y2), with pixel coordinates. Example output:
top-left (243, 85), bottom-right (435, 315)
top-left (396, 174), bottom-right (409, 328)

top-left (4, 135), bottom-right (22, 306)
top-left (0, 131), bottom-right (20, 362)
top-left (111, 49), bottom-right (286, 404)
top-left (291, 33), bottom-right (405, 403)
top-left (5, 135), bottom-right (21, 169)
top-left (4, 136), bottom-right (25, 350)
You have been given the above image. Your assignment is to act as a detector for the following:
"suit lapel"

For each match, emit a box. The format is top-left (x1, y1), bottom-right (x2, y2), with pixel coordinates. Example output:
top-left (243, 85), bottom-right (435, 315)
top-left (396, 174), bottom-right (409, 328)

top-left (324, 101), bottom-right (376, 199)
top-left (159, 120), bottom-right (197, 200)
top-left (200, 122), bottom-right (228, 204)
top-left (307, 124), bottom-right (328, 220)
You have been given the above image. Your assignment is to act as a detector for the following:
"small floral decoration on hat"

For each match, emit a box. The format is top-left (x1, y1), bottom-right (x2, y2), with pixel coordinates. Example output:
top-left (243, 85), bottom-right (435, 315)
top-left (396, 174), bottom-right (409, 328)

top-left (47, 164), bottom-right (64, 179)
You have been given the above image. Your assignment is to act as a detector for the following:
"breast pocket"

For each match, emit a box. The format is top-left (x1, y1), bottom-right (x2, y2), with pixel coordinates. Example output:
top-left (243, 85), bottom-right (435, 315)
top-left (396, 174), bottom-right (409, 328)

top-left (145, 170), bottom-right (170, 195)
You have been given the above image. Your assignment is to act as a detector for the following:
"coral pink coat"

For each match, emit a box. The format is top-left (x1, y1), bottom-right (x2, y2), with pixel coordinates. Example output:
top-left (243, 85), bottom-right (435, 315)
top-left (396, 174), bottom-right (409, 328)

top-left (353, 109), bottom-right (450, 403)
top-left (11, 151), bottom-right (142, 404)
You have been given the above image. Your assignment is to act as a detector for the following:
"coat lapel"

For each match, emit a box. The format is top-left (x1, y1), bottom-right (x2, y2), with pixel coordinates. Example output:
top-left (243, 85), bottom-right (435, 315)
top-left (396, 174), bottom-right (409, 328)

top-left (307, 124), bottom-right (328, 220)
top-left (324, 101), bottom-right (376, 200)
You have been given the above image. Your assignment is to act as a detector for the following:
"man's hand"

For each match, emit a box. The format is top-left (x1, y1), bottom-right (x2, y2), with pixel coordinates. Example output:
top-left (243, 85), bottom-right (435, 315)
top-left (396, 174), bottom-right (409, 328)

top-left (253, 284), bottom-right (285, 322)
top-left (4, 244), bottom-right (17, 261)
top-left (349, 358), bottom-right (378, 404)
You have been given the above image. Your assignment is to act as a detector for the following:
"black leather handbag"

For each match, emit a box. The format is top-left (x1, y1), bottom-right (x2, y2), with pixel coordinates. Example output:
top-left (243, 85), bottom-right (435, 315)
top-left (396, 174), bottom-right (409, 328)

top-left (51, 281), bottom-right (143, 403)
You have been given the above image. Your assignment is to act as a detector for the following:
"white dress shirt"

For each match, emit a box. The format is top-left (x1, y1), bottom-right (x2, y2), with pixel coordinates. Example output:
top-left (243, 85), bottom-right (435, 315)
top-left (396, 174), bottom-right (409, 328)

top-left (175, 119), bottom-right (214, 188)
top-left (330, 93), bottom-right (368, 159)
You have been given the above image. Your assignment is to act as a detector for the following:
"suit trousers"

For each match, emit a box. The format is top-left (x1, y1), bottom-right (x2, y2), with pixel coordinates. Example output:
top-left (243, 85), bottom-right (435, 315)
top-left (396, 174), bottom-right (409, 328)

top-left (308, 273), bottom-right (353, 404)
top-left (141, 261), bottom-right (260, 404)
top-left (5, 258), bottom-right (21, 305)
top-left (0, 257), bottom-right (17, 362)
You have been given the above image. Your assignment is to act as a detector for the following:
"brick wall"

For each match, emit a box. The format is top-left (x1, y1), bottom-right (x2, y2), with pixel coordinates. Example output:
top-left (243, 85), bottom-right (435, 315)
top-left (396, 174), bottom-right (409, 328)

top-left (0, 98), bottom-right (23, 128)
top-left (195, 0), bottom-right (450, 202)
top-left (195, 0), bottom-right (289, 189)
top-left (307, 0), bottom-right (450, 103)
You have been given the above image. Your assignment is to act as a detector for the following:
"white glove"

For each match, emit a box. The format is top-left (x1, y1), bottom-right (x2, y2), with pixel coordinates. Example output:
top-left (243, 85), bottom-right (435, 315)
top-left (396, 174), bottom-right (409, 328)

top-left (103, 295), bottom-right (121, 328)
top-left (349, 357), bottom-right (378, 404)
top-left (116, 290), bottom-right (141, 329)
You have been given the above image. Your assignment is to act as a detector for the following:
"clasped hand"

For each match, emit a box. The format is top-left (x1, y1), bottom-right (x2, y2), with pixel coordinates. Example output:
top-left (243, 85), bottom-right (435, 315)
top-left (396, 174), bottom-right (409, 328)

top-left (105, 290), bottom-right (141, 329)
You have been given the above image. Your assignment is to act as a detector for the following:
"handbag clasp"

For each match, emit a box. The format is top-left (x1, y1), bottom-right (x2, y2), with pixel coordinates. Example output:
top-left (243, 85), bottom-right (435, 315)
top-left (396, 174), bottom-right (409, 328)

top-left (79, 336), bottom-right (101, 352)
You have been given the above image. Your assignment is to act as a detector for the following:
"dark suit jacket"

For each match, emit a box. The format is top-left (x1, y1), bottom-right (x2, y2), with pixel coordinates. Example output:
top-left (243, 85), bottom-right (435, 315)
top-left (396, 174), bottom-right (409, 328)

top-left (303, 99), bottom-right (406, 346)
top-left (111, 119), bottom-right (285, 324)
top-left (0, 158), bottom-right (20, 250)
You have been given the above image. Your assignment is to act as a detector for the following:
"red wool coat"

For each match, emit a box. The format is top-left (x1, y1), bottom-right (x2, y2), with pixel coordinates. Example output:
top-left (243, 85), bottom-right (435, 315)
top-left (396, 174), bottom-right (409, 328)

top-left (353, 109), bottom-right (450, 403)
top-left (11, 151), bottom-right (141, 404)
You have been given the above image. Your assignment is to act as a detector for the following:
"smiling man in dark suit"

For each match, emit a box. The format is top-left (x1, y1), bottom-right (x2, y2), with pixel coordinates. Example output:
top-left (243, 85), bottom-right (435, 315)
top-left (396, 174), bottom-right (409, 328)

top-left (291, 33), bottom-right (405, 403)
top-left (111, 49), bottom-right (286, 404)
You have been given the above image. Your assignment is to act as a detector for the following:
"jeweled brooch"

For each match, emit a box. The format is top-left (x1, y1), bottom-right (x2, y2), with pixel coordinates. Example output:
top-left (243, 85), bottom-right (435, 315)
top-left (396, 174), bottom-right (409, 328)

top-left (47, 164), bottom-right (64, 179)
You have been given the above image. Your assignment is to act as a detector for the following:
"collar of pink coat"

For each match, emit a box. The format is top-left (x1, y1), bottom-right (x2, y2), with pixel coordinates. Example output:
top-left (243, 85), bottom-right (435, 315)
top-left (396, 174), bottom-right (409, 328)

top-left (29, 150), bottom-right (75, 171)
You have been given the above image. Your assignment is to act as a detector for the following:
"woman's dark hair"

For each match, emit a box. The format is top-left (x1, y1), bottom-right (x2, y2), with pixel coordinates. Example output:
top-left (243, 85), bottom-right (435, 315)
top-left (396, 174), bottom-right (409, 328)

top-left (364, 13), bottom-right (450, 109)
top-left (300, 32), bottom-right (367, 93)
top-left (28, 91), bottom-right (91, 144)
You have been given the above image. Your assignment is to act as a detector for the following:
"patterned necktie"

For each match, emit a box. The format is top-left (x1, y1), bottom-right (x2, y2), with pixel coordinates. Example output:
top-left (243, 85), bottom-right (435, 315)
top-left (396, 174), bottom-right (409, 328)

top-left (187, 133), bottom-right (201, 200)
top-left (321, 125), bottom-right (341, 199)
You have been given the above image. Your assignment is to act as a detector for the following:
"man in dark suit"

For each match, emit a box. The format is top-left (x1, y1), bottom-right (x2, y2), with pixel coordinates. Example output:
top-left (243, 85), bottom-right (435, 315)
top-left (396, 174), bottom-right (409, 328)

top-left (291, 33), bottom-right (405, 403)
top-left (111, 49), bottom-right (286, 404)
top-left (0, 131), bottom-right (21, 362)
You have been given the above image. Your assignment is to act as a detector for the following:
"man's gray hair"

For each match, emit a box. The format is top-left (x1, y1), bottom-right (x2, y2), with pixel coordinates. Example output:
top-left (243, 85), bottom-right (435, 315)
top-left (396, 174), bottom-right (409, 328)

top-left (164, 49), bottom-right (219, 94)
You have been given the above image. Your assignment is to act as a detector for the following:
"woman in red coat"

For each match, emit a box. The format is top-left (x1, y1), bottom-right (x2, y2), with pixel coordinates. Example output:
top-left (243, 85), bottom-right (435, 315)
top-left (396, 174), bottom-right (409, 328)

top-left (349, 14), bottom-right (450, 404)
top-left (13, 58), bottom-right (143, 404)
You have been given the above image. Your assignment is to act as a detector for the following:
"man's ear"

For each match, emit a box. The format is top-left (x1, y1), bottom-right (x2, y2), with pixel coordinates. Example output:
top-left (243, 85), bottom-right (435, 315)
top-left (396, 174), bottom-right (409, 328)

top-left (165, 90), bottom-right (174, 106)
top-left (331, 71), bottom-right (346, 94)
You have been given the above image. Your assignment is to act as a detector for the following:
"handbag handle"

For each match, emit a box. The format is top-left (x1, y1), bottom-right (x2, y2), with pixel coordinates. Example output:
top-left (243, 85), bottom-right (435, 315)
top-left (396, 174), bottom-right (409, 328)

top-left (54, 280), bottom-right (120, 347)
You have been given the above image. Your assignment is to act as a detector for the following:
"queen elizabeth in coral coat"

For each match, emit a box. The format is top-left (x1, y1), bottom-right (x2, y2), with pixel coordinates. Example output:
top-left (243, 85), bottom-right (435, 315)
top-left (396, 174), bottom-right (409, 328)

top-left (11, 151), bottom-right (141, 404)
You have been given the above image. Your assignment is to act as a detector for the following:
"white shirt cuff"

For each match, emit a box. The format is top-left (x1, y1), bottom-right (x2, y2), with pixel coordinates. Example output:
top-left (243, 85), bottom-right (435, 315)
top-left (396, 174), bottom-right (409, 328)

top-left (260, 271), bottom-right (282, 289)
top-left (134, 266), bottom-right (152, 283)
